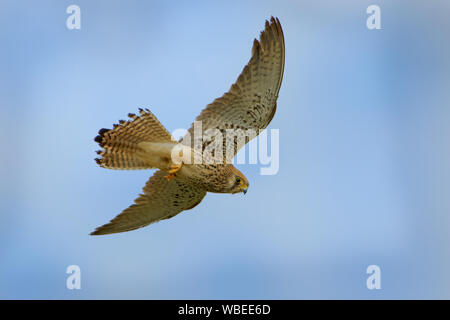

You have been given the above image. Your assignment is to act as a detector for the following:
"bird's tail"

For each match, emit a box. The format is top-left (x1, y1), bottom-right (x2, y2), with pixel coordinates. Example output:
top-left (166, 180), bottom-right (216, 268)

top-left (94, 108), bottom-right (175, 170)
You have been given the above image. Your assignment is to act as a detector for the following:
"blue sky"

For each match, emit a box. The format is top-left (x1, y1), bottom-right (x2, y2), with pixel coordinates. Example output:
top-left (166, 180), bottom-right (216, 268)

top-left (0, 0), bottom-right (449, 299)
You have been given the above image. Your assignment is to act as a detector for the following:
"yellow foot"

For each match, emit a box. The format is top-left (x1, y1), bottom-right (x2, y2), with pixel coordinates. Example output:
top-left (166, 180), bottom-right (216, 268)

top-left (164, 164), bottom-right (182, 181)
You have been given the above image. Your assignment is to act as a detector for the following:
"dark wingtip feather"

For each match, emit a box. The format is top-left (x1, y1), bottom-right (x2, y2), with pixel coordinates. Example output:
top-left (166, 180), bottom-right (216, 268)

top-left (90, 224), bottom-right (116, 236)
top-left (94, 127), bottom-right (106, 163)
top-left (94, 135), bottom-right (102, 144)
top-left (98, 128), bottom-right (110, 136)
top-left (251, 38), bottom-right (260, 56)
top-left (95, 128), bottom-right (110, 144)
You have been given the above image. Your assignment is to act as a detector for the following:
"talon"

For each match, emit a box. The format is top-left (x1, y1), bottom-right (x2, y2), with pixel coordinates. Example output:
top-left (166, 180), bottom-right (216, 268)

top-left (164, 164), bottom-right (182, 181)
top-left (168, 164), bottom-right (181, 174)
top-left (164, 173), bottom-right (176, 181)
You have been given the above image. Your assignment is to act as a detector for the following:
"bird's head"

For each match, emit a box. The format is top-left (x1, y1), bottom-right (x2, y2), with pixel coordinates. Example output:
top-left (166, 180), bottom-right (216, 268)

top-left (226, 166), bottom-right (249, 194)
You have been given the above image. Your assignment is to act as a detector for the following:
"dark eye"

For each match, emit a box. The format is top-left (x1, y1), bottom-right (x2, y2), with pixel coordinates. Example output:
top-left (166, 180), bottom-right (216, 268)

top-left (235, 177), bottom-right (241, 184)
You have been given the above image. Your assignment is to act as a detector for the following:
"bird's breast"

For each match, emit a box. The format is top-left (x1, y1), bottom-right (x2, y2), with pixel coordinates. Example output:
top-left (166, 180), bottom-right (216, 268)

top-left (177, 163), bottom-right (227, 193)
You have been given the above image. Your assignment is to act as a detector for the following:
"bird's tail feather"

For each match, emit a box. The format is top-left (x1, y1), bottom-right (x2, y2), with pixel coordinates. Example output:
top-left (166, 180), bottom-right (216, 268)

top-left (94, 108), bottom-right (174, 170)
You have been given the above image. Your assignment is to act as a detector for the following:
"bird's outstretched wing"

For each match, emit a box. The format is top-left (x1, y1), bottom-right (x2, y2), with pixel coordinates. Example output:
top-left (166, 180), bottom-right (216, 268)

top-left (91, 170), bottom-right (207, 235)
top-left (182, 17), bottom-right (285, 161)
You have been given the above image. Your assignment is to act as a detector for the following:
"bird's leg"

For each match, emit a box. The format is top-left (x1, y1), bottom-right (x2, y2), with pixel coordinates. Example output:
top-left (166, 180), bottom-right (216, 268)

top-left (164, 163), bottom-right (182, 181)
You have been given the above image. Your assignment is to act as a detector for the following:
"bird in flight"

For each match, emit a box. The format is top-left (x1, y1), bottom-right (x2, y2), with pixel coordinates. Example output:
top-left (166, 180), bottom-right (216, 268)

top-left (91, 17), bottom-right (285, 235)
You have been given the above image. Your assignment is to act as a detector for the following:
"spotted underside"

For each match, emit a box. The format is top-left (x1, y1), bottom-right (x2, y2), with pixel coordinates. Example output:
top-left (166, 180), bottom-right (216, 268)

top-left (92, 17), bottom-right (285, 235)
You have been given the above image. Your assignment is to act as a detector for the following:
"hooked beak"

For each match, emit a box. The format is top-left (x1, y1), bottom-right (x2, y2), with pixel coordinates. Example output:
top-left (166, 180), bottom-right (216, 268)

top-left (242, 185), bottom-right (248, 195)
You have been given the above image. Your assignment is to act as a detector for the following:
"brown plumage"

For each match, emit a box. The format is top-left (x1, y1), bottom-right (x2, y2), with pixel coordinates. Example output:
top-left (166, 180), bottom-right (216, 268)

top-left (91, 17), bottom-right (284, 235)
top-left (182, 17), bottom-right (285, 160)
top-left (91, 170), bottom-right (206, 235)
top-left (94, 108), bottom-right (174, 170)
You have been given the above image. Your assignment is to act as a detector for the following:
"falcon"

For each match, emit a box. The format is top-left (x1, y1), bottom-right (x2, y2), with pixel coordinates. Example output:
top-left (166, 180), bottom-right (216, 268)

top-left (91, 17), bottom-right (285, 235)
